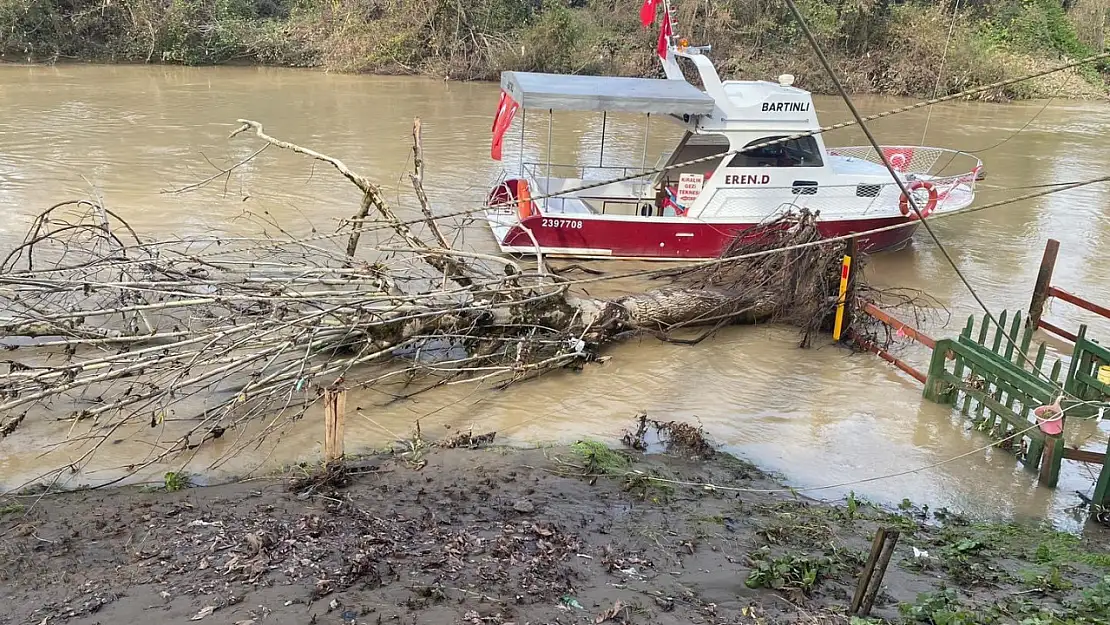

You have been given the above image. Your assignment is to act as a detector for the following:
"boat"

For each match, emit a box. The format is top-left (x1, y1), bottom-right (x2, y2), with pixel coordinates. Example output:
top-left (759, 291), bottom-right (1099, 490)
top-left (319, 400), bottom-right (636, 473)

top-left (483, 6), bottom-right (982, 261)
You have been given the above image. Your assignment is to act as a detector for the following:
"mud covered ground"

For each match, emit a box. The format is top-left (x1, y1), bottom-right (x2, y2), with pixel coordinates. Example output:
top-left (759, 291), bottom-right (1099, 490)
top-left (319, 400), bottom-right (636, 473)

top-left (2, 436), bottom-right (1110, 625)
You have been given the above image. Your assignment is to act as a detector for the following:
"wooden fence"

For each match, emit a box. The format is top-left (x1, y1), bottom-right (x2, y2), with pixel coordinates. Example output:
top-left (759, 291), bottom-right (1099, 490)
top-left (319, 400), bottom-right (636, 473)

top-left (852, 238), bottom-right (1110, 509)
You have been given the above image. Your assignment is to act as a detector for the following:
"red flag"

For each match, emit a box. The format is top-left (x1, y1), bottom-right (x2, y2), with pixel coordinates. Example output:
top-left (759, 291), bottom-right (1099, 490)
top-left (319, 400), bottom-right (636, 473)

top-left (656, 11), bottom-right (672, 60)
top-left (640, 0), bottom-right (658, 27)
top-left (882, 147), bottom-right (914, 172)
top-left (491, 92), bottom-right (519, 161)
top-left (492, 91), bottom-right (507, 132)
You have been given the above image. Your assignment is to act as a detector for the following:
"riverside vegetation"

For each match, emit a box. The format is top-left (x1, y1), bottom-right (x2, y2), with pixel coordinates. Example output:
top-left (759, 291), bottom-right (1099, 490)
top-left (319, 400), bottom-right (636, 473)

top-left (1, 0), bottom-right (1108, 99)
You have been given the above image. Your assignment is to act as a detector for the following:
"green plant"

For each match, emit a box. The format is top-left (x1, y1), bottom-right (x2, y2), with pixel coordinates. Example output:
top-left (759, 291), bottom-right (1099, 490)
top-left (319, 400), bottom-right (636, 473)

top-left (621, 469), bottom-right (673, 502)
top-left (1070, 575), bottom-right (1110, 616)
top-left (744, 547), bottom-right (834, 595)
top-left (899, 589), bottom-right (982, 625)
top-left (163, 471), bottom-right (191, 492)
top-left (1021, 565), bottom-right (1074, 592)
top-left (571, 440), bottom-right (630, 475)
top-left (0, 501), bottom-right (25, 515)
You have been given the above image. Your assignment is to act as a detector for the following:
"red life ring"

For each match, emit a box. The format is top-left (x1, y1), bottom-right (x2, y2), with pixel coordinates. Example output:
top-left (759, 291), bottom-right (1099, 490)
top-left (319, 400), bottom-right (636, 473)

top-left (899, 180), bottom-right (938, 219)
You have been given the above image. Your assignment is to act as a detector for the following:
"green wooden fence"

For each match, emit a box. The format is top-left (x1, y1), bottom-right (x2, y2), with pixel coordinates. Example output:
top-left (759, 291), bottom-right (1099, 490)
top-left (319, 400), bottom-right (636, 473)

top-left (1064, 324), bottom-right (1110, 403)
top-left (921, 311), bottom-right (1110, 506)
top-left (923, 310), bottom-right (1066, 486)
top-left (1063, 325), bottom-right (1110, 507)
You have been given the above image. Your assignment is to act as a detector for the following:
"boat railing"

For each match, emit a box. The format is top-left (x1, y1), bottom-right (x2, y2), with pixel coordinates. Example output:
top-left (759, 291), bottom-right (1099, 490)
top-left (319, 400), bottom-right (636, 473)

top-left (828, 145), bottom-right (982, 202)
top-left (828, 146), bottom-right (982, 177)
top-left (522, 162), bottom-right (654, 184)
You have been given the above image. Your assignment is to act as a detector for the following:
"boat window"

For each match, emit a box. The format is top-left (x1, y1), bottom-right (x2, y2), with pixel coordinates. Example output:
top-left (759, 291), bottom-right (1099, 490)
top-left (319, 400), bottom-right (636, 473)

top-left (660, 132), bottom-right (731, 179)
top-left (728, 136), bottom-right (823, 168)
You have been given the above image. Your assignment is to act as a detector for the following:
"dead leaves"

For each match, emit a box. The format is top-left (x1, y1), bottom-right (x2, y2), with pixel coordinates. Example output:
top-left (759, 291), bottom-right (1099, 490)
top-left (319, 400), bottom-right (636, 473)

top-left (438, 429), bottom-right (497, 449)
top-left (596, 600), bottom-right (630, 624)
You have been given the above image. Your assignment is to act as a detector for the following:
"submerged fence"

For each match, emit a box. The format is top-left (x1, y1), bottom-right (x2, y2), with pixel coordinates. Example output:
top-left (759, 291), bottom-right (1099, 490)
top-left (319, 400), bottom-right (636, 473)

top-left (853, 239), bottom-right (1110, 512)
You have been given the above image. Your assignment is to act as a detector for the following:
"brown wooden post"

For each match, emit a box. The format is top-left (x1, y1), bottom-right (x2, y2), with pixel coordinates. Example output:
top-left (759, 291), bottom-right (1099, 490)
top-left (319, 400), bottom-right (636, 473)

top-left (324, 387), bottom-right (346, 464)
top-left (851, 527), bottom-right (900, 616)
top-left (1028, 239), bottom-right (1060, 332)
top-left (851, 528), bottom-right (886, 614)
top-left (860, 529), bottom-right (900, 616)
top-left (1039, 432), bottom-right (1064, 488)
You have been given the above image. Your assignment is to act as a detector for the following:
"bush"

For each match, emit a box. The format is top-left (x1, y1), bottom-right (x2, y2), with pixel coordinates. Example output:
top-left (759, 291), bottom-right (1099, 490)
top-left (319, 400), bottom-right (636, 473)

top-left (0, 0), bottom-right (1106, 98)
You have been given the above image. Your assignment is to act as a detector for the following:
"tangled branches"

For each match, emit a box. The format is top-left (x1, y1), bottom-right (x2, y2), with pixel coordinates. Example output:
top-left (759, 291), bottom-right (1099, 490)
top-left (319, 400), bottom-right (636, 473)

top-left (0, 119), bottom-right (863, 490)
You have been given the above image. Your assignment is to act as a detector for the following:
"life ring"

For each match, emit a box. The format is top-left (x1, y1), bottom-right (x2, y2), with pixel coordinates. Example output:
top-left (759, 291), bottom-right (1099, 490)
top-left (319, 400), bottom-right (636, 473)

top-left (899, 180), bottom-right (938, 219)
top-left (516, 179), bottom-right (535, 220)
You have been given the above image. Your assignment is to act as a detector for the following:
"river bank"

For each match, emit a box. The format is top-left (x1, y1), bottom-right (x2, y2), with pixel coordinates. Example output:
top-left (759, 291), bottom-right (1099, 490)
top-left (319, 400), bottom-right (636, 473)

top-left (1, 0), bottom-right (1108, 100)
top-left (3, 429), bottom-right (1109, 625)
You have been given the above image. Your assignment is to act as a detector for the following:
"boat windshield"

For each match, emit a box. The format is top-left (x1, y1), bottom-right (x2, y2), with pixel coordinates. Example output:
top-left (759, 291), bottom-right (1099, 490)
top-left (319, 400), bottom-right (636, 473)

top-left (728, 136), bottom-right (824, 168)
top-left (657, 132), bottom-right (730, 182)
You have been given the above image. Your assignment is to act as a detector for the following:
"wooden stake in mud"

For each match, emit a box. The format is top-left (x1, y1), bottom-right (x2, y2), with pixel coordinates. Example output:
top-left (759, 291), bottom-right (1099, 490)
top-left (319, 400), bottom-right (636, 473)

top-left (833, 248), bottom-right (853, 341)
top-left (324, 387), bottom-right (346, 464)
top-left (851, 527), bottom-right (900, 616)
top-left (1028, 238), bottom-right (1060, 332)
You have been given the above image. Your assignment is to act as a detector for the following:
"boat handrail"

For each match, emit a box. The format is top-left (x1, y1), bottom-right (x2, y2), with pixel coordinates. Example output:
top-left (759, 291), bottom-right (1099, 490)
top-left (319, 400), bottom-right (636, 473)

top-left (522, 161), bottom-right (655, 183)
top-left (828, 146), bottom-right (983, 178)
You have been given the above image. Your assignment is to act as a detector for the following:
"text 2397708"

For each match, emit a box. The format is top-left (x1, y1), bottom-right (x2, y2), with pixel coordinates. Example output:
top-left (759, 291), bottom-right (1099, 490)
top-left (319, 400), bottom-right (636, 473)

top-left (541, 218), bottom-right (584, 229)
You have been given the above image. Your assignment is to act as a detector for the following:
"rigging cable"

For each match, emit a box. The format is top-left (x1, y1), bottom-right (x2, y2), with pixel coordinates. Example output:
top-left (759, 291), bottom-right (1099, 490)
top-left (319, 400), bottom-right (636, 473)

top-left (962, 78), bottom-right (1069, 154)
top-left (920, 0), bottom-right (963, 144)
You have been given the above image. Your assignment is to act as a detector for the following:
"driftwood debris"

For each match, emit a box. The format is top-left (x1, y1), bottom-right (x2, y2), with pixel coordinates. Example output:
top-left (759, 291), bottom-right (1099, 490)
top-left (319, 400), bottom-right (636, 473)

top-left (0, 119), bottom-right (861, 486)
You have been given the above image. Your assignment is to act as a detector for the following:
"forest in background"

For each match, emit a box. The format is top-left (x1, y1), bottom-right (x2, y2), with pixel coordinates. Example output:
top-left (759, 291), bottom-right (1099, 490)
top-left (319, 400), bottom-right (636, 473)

top-left (1, 0), bottom-right (1108, 99)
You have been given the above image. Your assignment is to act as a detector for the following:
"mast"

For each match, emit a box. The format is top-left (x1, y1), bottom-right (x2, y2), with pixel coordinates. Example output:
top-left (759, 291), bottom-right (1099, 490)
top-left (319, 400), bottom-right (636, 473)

top-left (659, 0), bottom-right (682, 80)
top-left (657, 0), bottom-right (712, 80)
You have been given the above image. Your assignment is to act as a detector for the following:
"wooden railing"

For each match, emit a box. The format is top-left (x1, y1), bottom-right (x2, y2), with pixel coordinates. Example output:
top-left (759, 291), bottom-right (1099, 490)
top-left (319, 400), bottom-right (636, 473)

top-left (854, 304), bottom-right (935, 383)
top-left (1028, 239), bottom-right (1110, 342)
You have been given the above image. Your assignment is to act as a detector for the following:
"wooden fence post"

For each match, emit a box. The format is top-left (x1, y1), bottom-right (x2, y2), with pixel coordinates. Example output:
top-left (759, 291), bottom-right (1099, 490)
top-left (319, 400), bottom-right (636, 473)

top-left (1028, 239), bottom-right (1060, 332)
top-left (1039, 433), bottom-right (1064, 488)
top-left (324, 387), bottom-right (346, 464)
top-left (851, 527), bottom-right (900, 616)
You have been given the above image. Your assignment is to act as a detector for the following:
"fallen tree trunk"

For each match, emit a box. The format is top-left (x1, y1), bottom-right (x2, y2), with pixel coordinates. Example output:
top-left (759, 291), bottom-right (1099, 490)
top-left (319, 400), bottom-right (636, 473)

top-left (0, 120), bottom-right (855, 487)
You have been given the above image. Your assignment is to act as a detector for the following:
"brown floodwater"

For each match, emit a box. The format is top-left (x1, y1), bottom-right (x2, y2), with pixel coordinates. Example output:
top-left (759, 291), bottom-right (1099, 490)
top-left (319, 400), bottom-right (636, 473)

top-left (1, 64), bottom-right (1109, 527)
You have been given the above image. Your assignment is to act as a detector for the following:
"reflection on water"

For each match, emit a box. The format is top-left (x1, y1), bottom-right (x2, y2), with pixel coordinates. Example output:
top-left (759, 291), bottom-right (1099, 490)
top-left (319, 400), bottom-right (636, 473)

top-left (1, 64), bottom-right (1109, 528)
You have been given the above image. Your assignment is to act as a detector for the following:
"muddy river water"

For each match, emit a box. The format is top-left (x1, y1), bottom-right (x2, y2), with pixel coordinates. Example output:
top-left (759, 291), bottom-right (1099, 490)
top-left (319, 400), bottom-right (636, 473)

top-left (2, 64), bottom-right (1109, 526)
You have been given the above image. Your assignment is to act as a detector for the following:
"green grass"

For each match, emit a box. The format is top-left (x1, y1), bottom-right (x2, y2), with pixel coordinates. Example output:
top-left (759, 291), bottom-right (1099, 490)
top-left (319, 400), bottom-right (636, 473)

top-left (571, 440), bottom-right (631, 475)
top-left (969, 521), bottom-right (1110, 568)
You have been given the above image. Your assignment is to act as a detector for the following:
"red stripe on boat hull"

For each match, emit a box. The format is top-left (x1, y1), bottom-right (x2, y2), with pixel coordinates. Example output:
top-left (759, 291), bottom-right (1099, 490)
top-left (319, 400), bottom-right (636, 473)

top-left (500, 216), bottom-right (917, 259)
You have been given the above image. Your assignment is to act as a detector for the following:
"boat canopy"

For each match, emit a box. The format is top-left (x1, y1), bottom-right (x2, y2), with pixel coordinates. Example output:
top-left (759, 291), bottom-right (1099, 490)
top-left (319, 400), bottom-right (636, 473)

top-left (500, 72), bottom-right (716, 115)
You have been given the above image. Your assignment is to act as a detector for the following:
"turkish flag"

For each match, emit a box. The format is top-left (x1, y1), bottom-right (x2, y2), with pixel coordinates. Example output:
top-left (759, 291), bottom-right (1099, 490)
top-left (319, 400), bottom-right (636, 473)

top-left (640, 0), bottom-right (658, 27)
top-left (656, 11), bottom-right (672, 60)
top-left (490, 92), bottom-right (519, 161)
top-left (882, 147), bottom-right (915, 172)
top-left (492, 91), bottom-right (507, 132)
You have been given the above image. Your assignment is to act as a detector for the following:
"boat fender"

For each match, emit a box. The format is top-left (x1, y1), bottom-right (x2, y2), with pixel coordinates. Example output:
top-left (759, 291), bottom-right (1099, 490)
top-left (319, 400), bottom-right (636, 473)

top-left (517, 180), bottom-right (535, 221)
top-left (640, 204), bottom-right (653, 217)
top-left (899, 180), bottom-right (938, 220)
